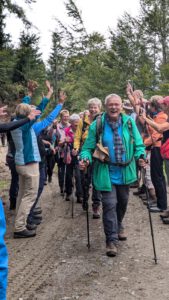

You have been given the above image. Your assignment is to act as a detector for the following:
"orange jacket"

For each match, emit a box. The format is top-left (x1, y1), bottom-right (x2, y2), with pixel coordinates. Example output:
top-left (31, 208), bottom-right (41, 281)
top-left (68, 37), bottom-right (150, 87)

top-left (144, 111), bottom-right (168, 148)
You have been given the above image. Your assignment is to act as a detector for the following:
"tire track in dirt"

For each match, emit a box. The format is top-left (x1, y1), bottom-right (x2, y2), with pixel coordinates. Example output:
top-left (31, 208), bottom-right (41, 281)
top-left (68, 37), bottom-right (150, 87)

top-left (7, 180), bottom-right (76, 300)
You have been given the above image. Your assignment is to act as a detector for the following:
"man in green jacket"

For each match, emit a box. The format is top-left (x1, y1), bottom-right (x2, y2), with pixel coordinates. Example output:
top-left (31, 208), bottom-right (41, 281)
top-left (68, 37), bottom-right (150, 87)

top-left (79, 93), bottom-right (146, 257)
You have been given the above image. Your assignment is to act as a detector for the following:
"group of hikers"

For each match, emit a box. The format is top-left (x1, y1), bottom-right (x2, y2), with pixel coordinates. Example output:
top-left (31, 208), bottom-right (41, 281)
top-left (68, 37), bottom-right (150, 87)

top-left (1, 79), bottom-right (169, 298)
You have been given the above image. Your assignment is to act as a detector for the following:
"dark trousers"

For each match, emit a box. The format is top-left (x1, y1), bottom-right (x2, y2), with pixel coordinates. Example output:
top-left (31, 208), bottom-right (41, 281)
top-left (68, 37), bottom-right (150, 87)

top-left (46, 154), bottom-right (55, 179)
top-left (28, 166), bottom-right (46, 222)
top-left (6, 156), bottom-right (19, 209)
top-left (101, 185), bottom-right (129, 244)
top-left (74, 164), bottom-right (83, 198)
top-left (81, 164), bottom-right (102, 208)
top-left (150, 147), bottom-right (167, 210)
top-left (58, 158), bottom-right (73, 195)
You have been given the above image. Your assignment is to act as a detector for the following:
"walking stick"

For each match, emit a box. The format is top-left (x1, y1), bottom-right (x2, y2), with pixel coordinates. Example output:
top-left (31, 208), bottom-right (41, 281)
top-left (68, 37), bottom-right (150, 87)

top-left (62, 163), bottom-right (67, 199)
top-left (71, 167), bottom-right (75, 219)
top-left (142, 167), bottom-right (158, 264)
top-left (81, 161), bottom-right (90, 249)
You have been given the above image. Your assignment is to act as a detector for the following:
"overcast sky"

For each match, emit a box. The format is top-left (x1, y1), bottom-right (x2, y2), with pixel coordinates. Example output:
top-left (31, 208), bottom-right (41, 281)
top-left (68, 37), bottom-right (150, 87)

top-left (6, 0), bottom-right (140, 62)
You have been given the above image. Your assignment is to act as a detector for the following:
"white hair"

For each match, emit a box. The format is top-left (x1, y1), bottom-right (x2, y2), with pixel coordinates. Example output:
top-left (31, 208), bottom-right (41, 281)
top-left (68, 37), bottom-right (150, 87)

top-left (87, 98), bottom-right (102, 109)
top-left (104, 94), bottom-right (122, 105)
top-left (69, 113), bottom-right (80, 122)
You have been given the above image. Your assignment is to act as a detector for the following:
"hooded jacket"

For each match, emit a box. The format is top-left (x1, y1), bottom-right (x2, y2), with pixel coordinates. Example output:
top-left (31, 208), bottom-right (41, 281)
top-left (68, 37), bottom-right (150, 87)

top-left (80, 113), bottom-right (146, 191)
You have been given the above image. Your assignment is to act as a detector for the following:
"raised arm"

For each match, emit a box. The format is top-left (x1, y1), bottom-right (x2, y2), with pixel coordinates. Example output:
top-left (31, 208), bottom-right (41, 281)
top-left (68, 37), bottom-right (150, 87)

top-left (0, 109), bottom-right (40, 133)
top-left (33, 91), bottom-right (66, 136)
top-left (142, 112), bottom-right (169, 133)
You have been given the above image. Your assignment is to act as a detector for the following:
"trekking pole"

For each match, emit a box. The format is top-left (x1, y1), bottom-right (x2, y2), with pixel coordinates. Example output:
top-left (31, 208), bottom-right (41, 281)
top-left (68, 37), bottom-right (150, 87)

top-left (81, 160), bottom-right (90, 249)
top-left (63, 163), bottom-right (67, 199)
top-left (71, 167), bottom-right (75, 219)
top-left (142, 167), bottom-right (158, 264)
top-left (62, 143), bottom-right (68, 199)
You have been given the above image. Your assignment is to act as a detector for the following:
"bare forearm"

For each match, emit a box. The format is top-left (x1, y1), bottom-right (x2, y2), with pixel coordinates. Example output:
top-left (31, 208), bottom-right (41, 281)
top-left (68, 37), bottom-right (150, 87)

top-left (143, 117), bottom-right (168, 132)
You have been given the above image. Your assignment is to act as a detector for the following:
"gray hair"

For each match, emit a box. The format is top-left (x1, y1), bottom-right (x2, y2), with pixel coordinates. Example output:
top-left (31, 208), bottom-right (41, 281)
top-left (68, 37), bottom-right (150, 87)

top-left (87, 98), bottom-right (102, 109)
top-left (104, 94), bottom-right (122, 105)
top-left (69, 113), bottom-right (80, 122)
top-left (15, 103), bottom-right (31, 117)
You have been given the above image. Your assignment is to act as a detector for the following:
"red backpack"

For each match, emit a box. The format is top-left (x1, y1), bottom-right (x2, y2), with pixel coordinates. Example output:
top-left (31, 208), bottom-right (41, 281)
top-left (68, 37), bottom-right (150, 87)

top-left (160, 139), bottom-right (169, 159)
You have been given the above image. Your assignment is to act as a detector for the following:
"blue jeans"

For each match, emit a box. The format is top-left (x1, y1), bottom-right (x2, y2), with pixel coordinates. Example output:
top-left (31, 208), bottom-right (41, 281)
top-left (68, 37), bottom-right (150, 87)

top-left (0, 200), bottom-right (8, 300)
top-left (101, 185), bottom-right (129, 245)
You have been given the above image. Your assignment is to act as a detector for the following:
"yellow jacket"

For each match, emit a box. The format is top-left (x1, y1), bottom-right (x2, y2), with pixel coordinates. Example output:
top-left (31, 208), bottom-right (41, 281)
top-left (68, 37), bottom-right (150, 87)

top-left (74, 115), bottom-right (90, 150)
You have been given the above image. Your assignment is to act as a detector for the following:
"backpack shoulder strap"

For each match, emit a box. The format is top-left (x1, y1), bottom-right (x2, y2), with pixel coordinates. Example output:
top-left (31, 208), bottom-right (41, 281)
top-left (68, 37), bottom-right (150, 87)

top-left (96, 114), bottom-right (103, 143)
top-left (127, 119), bottom-right (133, 142)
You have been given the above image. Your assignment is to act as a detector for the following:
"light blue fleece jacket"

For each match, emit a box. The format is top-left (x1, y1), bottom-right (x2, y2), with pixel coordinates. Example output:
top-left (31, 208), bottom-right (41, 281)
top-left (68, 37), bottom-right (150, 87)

top-left (11, 96), bottom-right (49, 165)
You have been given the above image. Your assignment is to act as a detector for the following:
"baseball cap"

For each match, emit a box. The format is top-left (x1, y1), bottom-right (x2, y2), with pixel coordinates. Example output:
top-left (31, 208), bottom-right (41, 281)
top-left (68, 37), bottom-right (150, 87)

top-left (158, 96), bottom-right (169, 105)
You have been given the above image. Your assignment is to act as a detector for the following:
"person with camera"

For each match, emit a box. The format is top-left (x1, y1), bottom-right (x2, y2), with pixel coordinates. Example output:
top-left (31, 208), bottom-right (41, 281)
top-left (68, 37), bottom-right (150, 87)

top-left (79, 94), bottom-right (146, 257)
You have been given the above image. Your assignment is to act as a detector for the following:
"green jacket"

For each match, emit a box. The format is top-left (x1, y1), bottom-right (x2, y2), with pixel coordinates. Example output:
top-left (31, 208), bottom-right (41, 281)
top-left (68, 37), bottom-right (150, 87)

top-left (80, 113), bottom-right (146, 191)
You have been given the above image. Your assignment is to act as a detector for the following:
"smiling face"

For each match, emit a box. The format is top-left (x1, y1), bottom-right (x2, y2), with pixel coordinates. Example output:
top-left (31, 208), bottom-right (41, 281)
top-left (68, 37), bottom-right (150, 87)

top-left (88, 104), bottom-right (100, 118)
top-left (105, 95), bottom-right (122, 121)
top-left (61, 112), bottom-right (69, 125)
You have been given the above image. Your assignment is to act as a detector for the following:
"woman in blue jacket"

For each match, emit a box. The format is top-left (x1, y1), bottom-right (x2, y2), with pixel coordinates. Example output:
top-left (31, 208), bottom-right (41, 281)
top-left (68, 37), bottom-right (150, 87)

top-left (0, 105), bottom-right (40, 300)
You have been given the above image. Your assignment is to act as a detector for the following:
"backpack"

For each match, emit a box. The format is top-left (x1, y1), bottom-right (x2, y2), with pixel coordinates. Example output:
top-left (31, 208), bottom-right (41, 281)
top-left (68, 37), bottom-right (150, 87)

top-left (160, 139), bottom-right (169, 160)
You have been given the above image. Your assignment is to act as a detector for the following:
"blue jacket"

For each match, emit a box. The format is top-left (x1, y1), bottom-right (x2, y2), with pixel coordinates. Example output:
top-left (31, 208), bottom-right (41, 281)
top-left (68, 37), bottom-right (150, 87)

top-left (11, 97), bottom-right (49, 165)
top-left (33, 103), bottom-right (63, 136)
top-left (0, 200), bottom-right (8, 300)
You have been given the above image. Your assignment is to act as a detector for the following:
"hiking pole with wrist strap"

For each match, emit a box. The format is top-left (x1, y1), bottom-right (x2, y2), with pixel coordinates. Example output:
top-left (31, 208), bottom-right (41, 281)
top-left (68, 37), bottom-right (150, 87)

top-left (71, 166), bottom-right (75, 219)
top-left (142, 167), bottom-right (158, 264)
top-left (80, 159), bottom-right (90, 249)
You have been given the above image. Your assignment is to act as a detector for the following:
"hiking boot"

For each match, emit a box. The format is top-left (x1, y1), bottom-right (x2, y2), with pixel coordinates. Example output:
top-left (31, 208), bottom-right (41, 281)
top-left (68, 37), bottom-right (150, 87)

top-left (29, 218), bottom-right (41, 225)
top-left (143, 199), bottom-right (157, 206)
top-left (33, 207), bottom-right (42, 215)
top-left (149, 206), bottom-right (163, 213)
top-left (32, 215), bottom-right (42, 221)
top-left (77, 197), bottom-right (83, 204)
top-left (82, 201), bottom-right (88, 211)
top-left (133, 185), bottom-right (146, 196)
top-left (162, 218), bottom-right (169, 224)
top-left (106, 242), bottom-right (117, 257)
top-left (48, 176), bottom-right (52, 183)
top-left (14, 229), bottom-right (36, 238)
top-left (92, 207), bottom-right (101, 219)
top-left (139, 194), bottom-right (146, 200)
top-left (160, 210), bottom-right (169, 219)
top-left (26, 223), bottom-right (37, 231)
top-left (118, 230), bottom-right (127, 241)
top-left (65, 194), bottom-right (71, 201)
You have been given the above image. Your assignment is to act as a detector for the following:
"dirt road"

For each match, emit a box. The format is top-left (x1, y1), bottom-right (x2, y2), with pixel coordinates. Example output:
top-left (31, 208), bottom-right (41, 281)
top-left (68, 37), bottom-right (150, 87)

top-left (1, 146), bottom-right (169, 300)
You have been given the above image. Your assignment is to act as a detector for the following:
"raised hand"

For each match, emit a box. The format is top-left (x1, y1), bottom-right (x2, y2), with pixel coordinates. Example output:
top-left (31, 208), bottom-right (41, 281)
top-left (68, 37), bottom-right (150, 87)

top-left (28, 109), bottom-right (41, 120)
top-left (126, 82), bottom-right (133, 96)
top-left (27, 80), bottom-right (38, 94)
top-left (45, 80), bottom-right (53, 99)
top-left (0, 105), bottom-right (8, 117)
top-left (58, 90), bottom-right (67, 103)
top-left (45, 80), bottom-right (51, 91)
